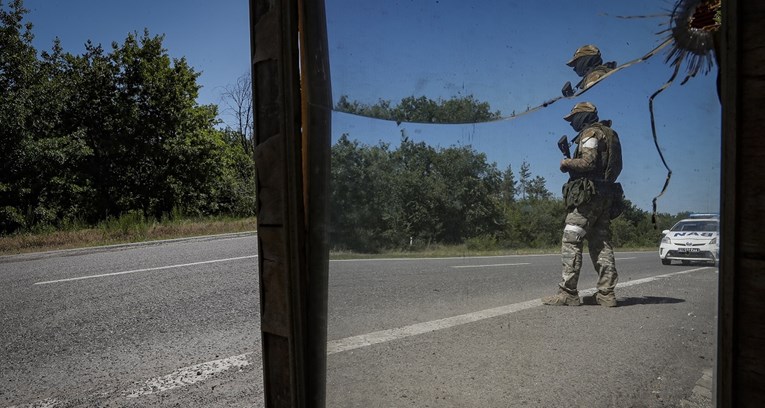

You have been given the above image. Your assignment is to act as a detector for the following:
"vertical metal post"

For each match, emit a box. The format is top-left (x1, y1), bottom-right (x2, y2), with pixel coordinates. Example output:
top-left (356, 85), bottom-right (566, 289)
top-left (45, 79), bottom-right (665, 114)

top-left (249, 0), bottom-right (331, 406)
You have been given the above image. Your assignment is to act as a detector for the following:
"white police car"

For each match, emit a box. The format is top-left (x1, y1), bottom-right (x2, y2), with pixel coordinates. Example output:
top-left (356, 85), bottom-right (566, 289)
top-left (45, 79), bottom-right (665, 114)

top-left (659, 214), bottom-right (719, 266)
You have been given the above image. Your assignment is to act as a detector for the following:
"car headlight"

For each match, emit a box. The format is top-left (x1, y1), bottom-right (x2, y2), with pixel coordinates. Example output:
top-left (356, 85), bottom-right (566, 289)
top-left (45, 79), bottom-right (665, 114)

top-left (661, 236), bottom-right (671, 244)
top-left (709, 237), bottom-right (717, 245)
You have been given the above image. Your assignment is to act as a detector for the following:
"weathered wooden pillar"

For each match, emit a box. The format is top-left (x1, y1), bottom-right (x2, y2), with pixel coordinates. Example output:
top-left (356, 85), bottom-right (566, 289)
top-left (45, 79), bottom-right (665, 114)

top-left (249, 0), bottom-right (331, 406)
top-left (718, 0), bottom-right (765, 406)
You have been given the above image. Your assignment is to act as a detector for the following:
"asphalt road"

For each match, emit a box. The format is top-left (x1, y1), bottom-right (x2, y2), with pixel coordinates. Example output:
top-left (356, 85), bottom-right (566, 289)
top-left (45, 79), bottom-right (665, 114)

top-left (0, 235), bottom-right (717, 407)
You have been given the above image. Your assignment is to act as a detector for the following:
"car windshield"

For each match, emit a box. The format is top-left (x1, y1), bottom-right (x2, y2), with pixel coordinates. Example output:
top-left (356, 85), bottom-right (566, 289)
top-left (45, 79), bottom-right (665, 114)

top-left (671, 221), bottom-right (719, 232)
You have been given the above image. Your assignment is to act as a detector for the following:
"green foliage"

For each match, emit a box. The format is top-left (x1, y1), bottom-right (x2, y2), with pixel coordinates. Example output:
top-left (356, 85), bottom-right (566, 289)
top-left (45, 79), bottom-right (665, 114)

top-left (335, 94), bottom-right (501, 124)
top-left (98, 210), bottom-right (150, 238)
top-left (500, 198), bottom-right (567, 248)
top-left (330, 135), bottom-right (503, 252)
top-left (527, 175), bottom-right (552, 200)
top-left (465, 234), bottom-right (500, 251)
top-left (0, 2), bottom-right (256, 234)
top-left (609, 199), bottom-right (678, 247)
top-left (331, 97), bottom-right (689, 253)
top-left (331, 134), bottom-right (681, 253)
top-left (518, 161), bottom-right (532, 199)
top-left (500, 164), bottom-right (517, 206)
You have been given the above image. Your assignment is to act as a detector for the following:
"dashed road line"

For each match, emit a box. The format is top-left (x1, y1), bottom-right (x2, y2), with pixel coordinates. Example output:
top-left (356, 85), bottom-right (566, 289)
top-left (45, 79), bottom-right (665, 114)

top-left (125, 353), bottom-right (251, 398)
top-left (33, 255), bottom-right (258, 285)
top-left (451, 262), bottom-right (531, 268)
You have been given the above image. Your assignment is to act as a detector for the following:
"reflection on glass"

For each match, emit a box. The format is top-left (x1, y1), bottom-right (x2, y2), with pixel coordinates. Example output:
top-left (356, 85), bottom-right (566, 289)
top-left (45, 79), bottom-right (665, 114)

top-left (325, 0), bottom-right (720, 406)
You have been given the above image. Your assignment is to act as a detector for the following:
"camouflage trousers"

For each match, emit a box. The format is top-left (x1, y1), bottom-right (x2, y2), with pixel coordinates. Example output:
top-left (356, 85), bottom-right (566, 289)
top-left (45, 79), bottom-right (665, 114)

top-left (559, 195), bottom-right (618, 295)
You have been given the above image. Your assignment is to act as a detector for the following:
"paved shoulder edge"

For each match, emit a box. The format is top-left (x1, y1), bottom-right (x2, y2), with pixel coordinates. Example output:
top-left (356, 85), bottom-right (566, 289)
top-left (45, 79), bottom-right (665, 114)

top-left (0, 231), bottom-right (258, 263)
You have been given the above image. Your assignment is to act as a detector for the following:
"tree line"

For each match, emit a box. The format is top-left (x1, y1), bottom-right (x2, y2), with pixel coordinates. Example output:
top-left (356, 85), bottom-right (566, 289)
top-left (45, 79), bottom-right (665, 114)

top-left (0, 1), bottom-right (256, 234)
top-left (330, 133), bottom-right (683, 253)
top-left (335, 94), bottom-right (501, 124)
top-left (2, 0), bottom-right (687, 250)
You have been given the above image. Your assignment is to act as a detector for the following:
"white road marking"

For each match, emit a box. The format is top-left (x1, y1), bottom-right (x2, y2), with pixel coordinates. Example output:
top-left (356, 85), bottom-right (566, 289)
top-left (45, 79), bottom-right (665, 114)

top-left (18, 262), bottom-right (709, 406)
top-left (451, 262), bottom-right (531, 269)
top-left (33, 255), bottom-right (258, 285)
top-left (125, 353), bottom-right (251, 398)
top-left (207, 235), bottom-right (256, 243)
top-left (611, 266), bottom-right (710, 289)
top-left (121, 267), bottom-right (709, 398)
top-left (326, 266), bottom-right (712, 354)
top-left (616, 257), bottom-right (637, 260)
top-left (327, 299), bottom-right (542, 354)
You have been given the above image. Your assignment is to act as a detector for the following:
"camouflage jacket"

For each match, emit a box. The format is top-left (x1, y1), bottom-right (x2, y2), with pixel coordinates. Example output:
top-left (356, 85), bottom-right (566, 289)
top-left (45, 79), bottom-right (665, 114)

top-left (566, 121), bottom-right (622, 183)
top-left (576, 65), bottom-right (613, 90)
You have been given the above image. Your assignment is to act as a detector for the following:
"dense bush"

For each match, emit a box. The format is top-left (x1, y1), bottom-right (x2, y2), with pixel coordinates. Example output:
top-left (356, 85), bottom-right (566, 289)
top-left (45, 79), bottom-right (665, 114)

top-left (330, 135), bottom-right (681, 253)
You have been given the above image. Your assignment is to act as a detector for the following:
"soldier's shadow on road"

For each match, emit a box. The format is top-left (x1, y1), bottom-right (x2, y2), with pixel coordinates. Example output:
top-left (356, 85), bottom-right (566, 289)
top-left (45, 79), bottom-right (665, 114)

top-left (582, 296), bottom-right (685, 307)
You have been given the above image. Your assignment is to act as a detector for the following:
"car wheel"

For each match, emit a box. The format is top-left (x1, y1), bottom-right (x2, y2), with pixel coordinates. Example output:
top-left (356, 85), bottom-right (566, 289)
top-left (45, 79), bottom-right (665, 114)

top-left (662, 258), bottom-right (671, 265)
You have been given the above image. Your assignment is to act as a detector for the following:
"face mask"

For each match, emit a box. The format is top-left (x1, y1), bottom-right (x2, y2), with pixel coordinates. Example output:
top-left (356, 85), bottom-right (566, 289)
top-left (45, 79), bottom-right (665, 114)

top-left (572, 55), bottom-right (604, 77)
top-left (569, 112), bottom-right (598, 132)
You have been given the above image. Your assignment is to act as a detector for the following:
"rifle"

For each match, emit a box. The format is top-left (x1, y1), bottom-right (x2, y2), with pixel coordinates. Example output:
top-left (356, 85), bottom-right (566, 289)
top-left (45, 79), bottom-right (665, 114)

top-left (557, 135), bottom-right (571, 159)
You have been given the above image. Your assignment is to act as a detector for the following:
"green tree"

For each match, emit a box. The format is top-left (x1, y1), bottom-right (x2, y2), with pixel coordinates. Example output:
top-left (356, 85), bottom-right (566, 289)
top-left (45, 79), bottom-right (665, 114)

top-left (526, 175), bottom-right (552, 200)
top-left (335, 95), bottom-right (394, 121)
top-left (610, 199), bottom-right (675, 248)
top-left (434, 144), bottom-right (502, 243)
top-left (436, 95), bottom-right (500, 124)
top-left (64, 40), bottom-right (121, 222)
top-left (335, 94), bottom-right (501, 124)
top-left (330, 134), bottom-right (393, 251)
top-left (518, 161), bottom-right (531, 200)
top-left (0, 0), bottom-right (39, 231)
top-left (389, 137), bottom-right (445, 246)
top-left (500, 164), bottom-right (517, 205)
top-left (330, 135), bottom-right (504, 251)
top-left (501, 198), bottom-right (566, 248)
top-left (392, 96), bottom-right (440, 123)
top-left (216, 128), bottom-right (257, 216)
top-left (0, 4), bottom-right (257, 233)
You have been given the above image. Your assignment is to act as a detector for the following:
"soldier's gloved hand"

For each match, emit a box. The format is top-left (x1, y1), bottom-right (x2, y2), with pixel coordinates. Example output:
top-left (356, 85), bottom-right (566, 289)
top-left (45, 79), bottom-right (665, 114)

top-left (561, 81), bottom-right (574, 97)
top-left (560, 159), bottom-right (570, 173)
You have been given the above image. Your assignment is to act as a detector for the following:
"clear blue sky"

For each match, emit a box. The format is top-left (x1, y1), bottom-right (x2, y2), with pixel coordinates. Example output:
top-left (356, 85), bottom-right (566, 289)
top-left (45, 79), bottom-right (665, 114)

top-left (22, 0), bottom-right (721, 214)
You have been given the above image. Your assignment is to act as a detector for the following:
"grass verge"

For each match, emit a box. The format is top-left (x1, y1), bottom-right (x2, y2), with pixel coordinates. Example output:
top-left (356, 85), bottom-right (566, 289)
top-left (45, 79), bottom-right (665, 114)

top-left (2, 217), bottom-right (655, 258)
top-left (329, 247), bottom-right (557, 260)
top-left (330, 245), bottom-right (656, 260)
top-left (0, 216), bottom-right (257, 256)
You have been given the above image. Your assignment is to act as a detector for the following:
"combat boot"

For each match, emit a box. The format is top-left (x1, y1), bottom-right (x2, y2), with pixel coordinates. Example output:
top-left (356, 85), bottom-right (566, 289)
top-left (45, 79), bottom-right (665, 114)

top-left (542, 290), bottom-right (581, 306)
top-left (594, 292), bottom-right (617, 307)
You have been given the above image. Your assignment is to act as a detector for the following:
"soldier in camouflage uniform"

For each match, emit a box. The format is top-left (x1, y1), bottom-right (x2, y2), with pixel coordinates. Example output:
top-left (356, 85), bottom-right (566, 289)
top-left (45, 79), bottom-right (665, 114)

top-left (562, 45), bottom-right (616, 97)
top-left (542, 102), bottom-right (622, 307)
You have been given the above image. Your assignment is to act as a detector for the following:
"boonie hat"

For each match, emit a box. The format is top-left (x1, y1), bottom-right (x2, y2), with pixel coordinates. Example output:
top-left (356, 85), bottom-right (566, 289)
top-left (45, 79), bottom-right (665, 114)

top-left (563, 101), bottom-right (597, 121)
top-left (566, 45), bottom-right (601, 66)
